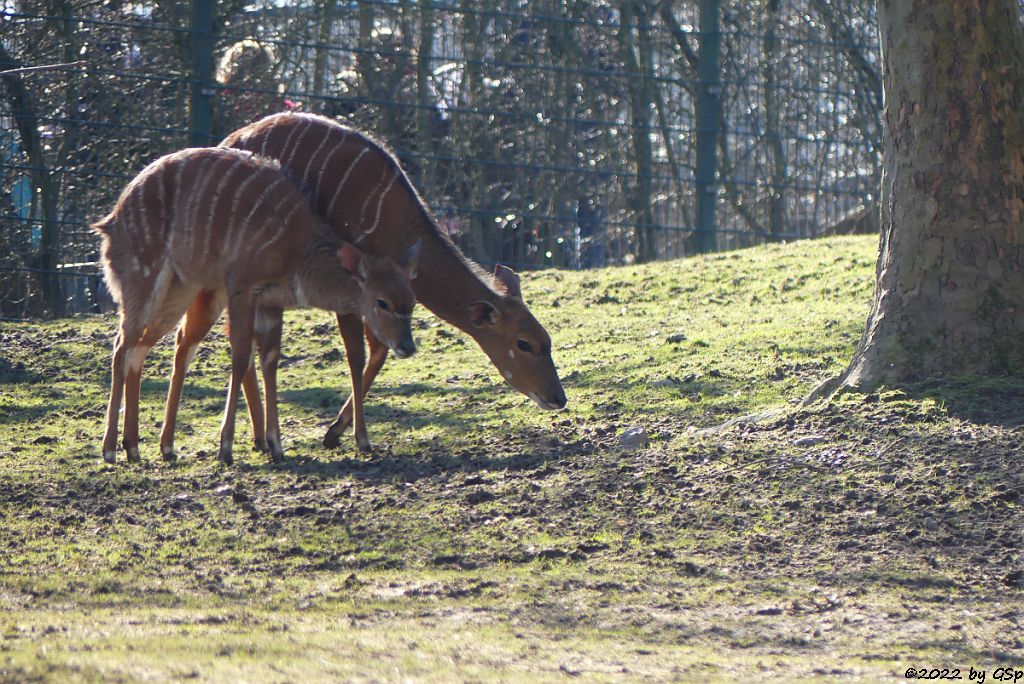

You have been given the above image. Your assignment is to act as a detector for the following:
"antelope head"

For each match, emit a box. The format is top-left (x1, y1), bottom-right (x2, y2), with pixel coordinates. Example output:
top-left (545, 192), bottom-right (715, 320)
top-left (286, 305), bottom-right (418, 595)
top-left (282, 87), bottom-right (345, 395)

top-left (339, 240), bottom-right (420, 359)
top-left (468, 265), bottom-right (567, 410)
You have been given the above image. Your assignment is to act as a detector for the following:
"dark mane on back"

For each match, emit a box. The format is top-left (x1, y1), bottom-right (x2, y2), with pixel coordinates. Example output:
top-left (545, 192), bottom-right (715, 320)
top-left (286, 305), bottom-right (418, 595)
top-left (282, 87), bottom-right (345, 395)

top-left (290, 113), bottom-right (498, 296)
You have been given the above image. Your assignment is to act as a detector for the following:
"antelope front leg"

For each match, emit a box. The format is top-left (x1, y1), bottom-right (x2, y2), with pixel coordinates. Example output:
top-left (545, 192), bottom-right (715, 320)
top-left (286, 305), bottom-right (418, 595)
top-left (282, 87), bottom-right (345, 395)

top-left (337, 313), bottom-right (371, 452)
top-left (324, 322), bottom-right (388, 448)
top-left (254, 307), bottom-right (285, 461)
top-left (219, 295), bottom-right (256, 465)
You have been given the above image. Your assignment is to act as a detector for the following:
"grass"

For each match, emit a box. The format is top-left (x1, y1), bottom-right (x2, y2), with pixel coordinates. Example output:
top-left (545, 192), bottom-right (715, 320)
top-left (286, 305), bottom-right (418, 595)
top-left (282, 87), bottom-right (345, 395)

top-left (1, 235), bottom-right (1022, 682)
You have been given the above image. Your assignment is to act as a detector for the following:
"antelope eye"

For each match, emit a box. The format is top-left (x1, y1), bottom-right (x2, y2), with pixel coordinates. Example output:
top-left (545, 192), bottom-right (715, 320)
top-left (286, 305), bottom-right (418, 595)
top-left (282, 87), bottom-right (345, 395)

top-left (516, 340), bottom-right (533, 353)
top-left (377, 299), bottom-right (390, 311)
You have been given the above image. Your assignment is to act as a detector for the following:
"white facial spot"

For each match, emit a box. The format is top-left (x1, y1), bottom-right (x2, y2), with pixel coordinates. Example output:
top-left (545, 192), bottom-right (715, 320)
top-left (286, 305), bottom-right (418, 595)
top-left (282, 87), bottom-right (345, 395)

top-left (508, 349), bottom-right (515, 359)
top-left (502, 370), bottom-right (513, 381)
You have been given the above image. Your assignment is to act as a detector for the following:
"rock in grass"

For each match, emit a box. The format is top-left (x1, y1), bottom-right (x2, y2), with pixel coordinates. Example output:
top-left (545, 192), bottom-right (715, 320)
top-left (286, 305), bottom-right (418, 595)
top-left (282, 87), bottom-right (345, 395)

top-left (793, 435), bottom-right (826, 447)
top-left (619, 426), bottom-right (649, 450)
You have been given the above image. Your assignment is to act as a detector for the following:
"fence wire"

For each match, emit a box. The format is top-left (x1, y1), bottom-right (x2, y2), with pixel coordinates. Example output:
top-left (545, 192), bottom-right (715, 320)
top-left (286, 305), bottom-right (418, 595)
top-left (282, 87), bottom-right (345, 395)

top-left (1, 0), bottom-right (882, 318)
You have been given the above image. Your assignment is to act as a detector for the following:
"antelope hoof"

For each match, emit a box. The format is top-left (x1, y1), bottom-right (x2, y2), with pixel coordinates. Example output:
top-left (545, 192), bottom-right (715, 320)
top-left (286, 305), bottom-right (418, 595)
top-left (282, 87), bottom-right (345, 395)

top-left (218, 446), bottom-right (233, 466)
top-left (355, 435), bottom-right (372, 454)
top-left (254, 437), bottom-right (270, 454)
top-left (102, 450), bottom-right (117, 464)
top-left (322, 427), bottom-right (342, 449)
top-left (267, 434), bottom-right (284, 462)
top-left (160, 445), bottom-right (177, 463)
top-left (126, 446), bottom-right (141, 464)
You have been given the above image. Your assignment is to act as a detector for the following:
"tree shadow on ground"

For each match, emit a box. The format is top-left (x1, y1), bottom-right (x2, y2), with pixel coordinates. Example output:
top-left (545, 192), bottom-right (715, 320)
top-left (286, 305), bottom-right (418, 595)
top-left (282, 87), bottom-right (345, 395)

top-left (277, 369), bottom-right (730, 430)
top-left (849, 376), bottom-right (1024, 429)
top-left (0, 355), bottom-right (43, 386)
top-left (0, 401), bottom-right (60, 425)
top-left (237, 442), bottom-right (558, 484)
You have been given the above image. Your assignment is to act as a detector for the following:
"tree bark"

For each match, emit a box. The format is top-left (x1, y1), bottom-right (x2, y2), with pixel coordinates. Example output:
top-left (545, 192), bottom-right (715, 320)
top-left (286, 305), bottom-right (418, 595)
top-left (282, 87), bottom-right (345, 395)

top-left (762, 0), bottom-right (787, 239)
top-left (618, 0), bottom-right (657, 262)
top-left (824, 0), bottom-right (1024, 393)
top-left (0, 45), bottom-right (63, 317)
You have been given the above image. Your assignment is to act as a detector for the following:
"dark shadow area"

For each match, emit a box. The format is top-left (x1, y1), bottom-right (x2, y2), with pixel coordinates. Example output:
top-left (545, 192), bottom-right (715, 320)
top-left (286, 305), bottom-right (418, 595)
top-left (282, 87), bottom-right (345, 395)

top-left (0, 400), bottom-right (59, 425)
top-left (0, 354), bottom-right (43, 385)
top-left (276, 369), bottom-right (727, 430)
top-left (138, 378), bottom-right (226, 402)
top-left (835, 376), bottom-right (1024, 428)
top-left (234, 441), bottom-right (559, 485)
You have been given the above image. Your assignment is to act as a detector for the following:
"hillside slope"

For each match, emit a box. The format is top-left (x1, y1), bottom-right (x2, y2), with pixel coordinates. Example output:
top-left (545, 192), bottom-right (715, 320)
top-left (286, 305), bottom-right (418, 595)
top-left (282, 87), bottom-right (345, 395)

top-left (1, 236), bottom-right (1021, 682)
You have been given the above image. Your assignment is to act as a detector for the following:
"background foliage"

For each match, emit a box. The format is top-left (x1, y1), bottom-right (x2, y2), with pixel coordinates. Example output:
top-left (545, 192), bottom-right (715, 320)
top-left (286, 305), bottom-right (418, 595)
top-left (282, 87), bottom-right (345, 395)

top-left (0, 0), bottom-right (881, 317)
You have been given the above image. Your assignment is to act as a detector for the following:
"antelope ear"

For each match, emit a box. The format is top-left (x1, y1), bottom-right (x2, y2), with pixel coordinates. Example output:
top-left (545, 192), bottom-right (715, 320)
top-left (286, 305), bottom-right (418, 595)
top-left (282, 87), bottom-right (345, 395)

top-left (401, 239), bottom-right (421, 279)
top-left (493, 264), bottom-right (522, 299)
top-left (337, 243), bottom-right (365, 281)
top-left (468, 301), bottom-right (501, 328)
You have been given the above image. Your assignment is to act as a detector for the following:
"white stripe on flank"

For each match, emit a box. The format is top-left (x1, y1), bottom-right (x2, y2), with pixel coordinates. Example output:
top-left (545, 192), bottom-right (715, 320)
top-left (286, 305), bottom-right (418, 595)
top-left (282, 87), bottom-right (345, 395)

top-left (259, 118), bottom-right (283, 158)
top-left (354, 170), bottom-right (398, 245)
top-left (188, 158), bottom-right (220, 262)
top-left (280, 118), bottom-right (310, 171)
top-left (154, 164), bottom-right (166, 249)
top-left (226, 164), bottom-right (267, 255)
top-left (286, 118), bottom-right (317, 172)
top-left (174, 158), bottom-right (190, 255)
top-left (326, 147), bottom-right (369, 219)
top-left (207, 160), bottom-right (244, 257)
top-left (302, 129), bottom-right (333, 189)
top-left (314, 131), bottom-right (348, 204)
top-left (355, 165), bottom-right (391, 237)
top-left (137, 174), bottom-right (153, 252)
top-left (253, 201), bottom-right (303, 260)
top-left (128, 180), bottom-right (144, 252)
top-left (234, 177), bottom-right (287, 257)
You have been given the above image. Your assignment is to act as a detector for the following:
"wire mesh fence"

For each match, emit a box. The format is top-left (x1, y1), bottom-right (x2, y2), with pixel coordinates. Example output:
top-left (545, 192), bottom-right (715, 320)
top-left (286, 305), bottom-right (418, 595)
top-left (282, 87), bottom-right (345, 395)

top-left (1, 0), bottom-right (882, 319)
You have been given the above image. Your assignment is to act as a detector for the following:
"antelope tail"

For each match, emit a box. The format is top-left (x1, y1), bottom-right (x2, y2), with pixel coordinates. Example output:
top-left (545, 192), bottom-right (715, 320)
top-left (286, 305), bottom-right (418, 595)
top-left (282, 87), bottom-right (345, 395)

top-left (91, 214), bottom-right (115, 236)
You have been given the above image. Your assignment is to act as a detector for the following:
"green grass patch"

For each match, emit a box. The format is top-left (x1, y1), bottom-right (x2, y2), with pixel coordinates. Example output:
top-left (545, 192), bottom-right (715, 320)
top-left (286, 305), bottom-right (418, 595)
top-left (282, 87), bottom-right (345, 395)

top-left (2, 236), bottom-right (1022, 681)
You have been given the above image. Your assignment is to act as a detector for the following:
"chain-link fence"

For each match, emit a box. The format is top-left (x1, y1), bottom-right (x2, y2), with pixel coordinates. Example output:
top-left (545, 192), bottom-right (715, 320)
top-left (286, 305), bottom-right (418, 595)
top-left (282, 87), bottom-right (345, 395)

top-left (1, 0), bottom-right (881, 318)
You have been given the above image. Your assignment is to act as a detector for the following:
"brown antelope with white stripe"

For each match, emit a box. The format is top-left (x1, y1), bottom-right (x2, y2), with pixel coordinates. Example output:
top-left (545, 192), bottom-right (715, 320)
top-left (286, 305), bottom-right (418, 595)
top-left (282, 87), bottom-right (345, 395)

top-left (93, 147), bottom-right (418, 464)
top-left (220, 113), bottom-right (567, 447)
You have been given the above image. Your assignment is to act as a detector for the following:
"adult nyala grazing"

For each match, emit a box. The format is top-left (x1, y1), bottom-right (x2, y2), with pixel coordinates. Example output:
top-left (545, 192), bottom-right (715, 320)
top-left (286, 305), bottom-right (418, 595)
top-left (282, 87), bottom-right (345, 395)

top-left (221, 113), bottom-right (567, 448)
top-left (93, 147), bottom-right (419, 465)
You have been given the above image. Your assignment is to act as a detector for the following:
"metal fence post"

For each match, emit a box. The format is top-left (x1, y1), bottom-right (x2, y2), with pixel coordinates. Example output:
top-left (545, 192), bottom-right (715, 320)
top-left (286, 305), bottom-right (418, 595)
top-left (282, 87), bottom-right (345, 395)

top-left (692, 0), bottom-right (722, 254)
top-left (189, 0), bottom-right (214, 146)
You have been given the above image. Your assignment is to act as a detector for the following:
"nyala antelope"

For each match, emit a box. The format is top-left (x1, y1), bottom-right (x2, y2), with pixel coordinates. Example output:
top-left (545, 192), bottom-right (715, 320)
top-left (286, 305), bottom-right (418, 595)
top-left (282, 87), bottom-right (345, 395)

top-left (221, 113), bottom-right (566, 448)
top-left (93, 147), bottom-right (419, 464)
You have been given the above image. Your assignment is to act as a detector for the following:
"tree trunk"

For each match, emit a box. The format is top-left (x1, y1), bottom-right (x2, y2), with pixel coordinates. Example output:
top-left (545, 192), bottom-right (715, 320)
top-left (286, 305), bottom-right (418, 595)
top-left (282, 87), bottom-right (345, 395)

top-left (762, 0), bottom-right (787, 240)
top-left (618, 0), bottom-right (656, 263)
top-left (312, 0), bottom-right (337, 110)
top-left (826, 0), bottom-right (1024, 392)
top-left (0, 45), bottom-right (63, 317)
